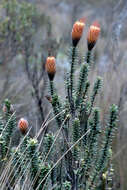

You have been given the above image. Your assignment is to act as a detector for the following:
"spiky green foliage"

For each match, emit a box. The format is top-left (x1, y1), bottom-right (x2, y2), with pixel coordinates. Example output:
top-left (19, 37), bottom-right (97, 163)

top-left (27, 138), bottom-right (39, 181)
top-left (47, 28), bottom-right (118, 190)
top-left (62, 181), bottom-right (72, 190)
top-left (0, 71), bottom-right (118, 188)
top-left (27, 138), bottom-right (50, 190)
top-left (0, 99), bottom-right (16, 159)
top-left (44, 133), bottom-right (54, 157)
top-left (0, 57), bottom-right (118, 189)
top-left (75, 63), bottom-right (89, 108)
top-left (0, 3), bottom-right (119, 189)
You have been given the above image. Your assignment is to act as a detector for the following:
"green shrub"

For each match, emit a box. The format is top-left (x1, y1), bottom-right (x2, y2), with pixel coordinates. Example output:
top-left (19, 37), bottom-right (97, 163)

top-left (0, 7), bottom-right (118, 190)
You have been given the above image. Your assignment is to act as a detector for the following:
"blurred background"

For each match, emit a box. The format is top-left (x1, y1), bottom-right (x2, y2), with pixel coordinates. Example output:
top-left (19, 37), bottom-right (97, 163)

top-left (0, 0), bottom-right (127, 189)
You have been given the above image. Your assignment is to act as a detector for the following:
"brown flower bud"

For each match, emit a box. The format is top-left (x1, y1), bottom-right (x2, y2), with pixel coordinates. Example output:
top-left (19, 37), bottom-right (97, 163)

top-left (87, 21), bottom-right (100, 51)
top-left (45, 56), bottom-right (56, 81)
top-left (45, 95), bottom-right (52, 103)
top-left (18, 118), bottom-right (28, 135)
top-left (3, 104), bottom-right (14, 114)
top-left (72, 18), bottom-right (86, 47)
top-left (3, 105), bottom-right (7, 113)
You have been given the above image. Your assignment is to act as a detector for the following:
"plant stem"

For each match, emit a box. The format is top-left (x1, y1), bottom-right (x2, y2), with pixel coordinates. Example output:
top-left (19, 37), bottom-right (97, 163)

top-left (50, 81), bottom-right (54, 97)
top-left (70, 46), bottom-right (76, 98)
top-left (86, 50), bottom-right (91, 64)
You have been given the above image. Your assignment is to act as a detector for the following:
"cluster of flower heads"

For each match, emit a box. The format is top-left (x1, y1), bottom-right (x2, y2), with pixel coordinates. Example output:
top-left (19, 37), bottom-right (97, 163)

top-left (71, 18), bottom-right (100, 49)
top-left (45, 18), bottom-right (101, 81)
top-left (14, 19), bottom-right (101, 135)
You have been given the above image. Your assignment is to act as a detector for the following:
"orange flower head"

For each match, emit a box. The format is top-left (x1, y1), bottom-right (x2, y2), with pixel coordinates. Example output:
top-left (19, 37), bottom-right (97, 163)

top-left (18, 118), bottom-right (28, 135)
top-left (45, 56), bottom-right (56, 81)
top-left (87, 21), bottom-right (100, 51)
top-left (72, 18), bottom-right (86, 47)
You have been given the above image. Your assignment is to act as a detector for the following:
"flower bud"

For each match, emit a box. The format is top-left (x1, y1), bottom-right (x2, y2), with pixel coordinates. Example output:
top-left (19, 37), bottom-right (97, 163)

top-left (45, 95), bottom-right (52, 103)
top-left (18, 118), bottom-right (28, 135)
top-left (72, 18), bottom-right (86, 47)
top-left (87, 21), bottom-right (100, 51)
top-left (3, 103), bottom-right (14, 114)
top-left (3, 105), bottom-right (7, 113)
top-left (45, 56), bottom-right (56, 81)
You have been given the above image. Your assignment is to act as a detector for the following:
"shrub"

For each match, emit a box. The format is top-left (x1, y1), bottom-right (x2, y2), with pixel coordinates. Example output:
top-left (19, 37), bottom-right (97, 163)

top-left (0, 16), bottom-right (118, 190)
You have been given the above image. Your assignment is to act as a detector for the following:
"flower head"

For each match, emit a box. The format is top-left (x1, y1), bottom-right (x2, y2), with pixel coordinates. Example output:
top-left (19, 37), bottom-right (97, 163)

top-left (72, 18), bottom-right (86, 47)
top-left (87, 21), bottom-right (100, 51)
top-left (18, 118), bottom-right (28, 135)
top-left (45, 56), bottom-right (56, 81)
